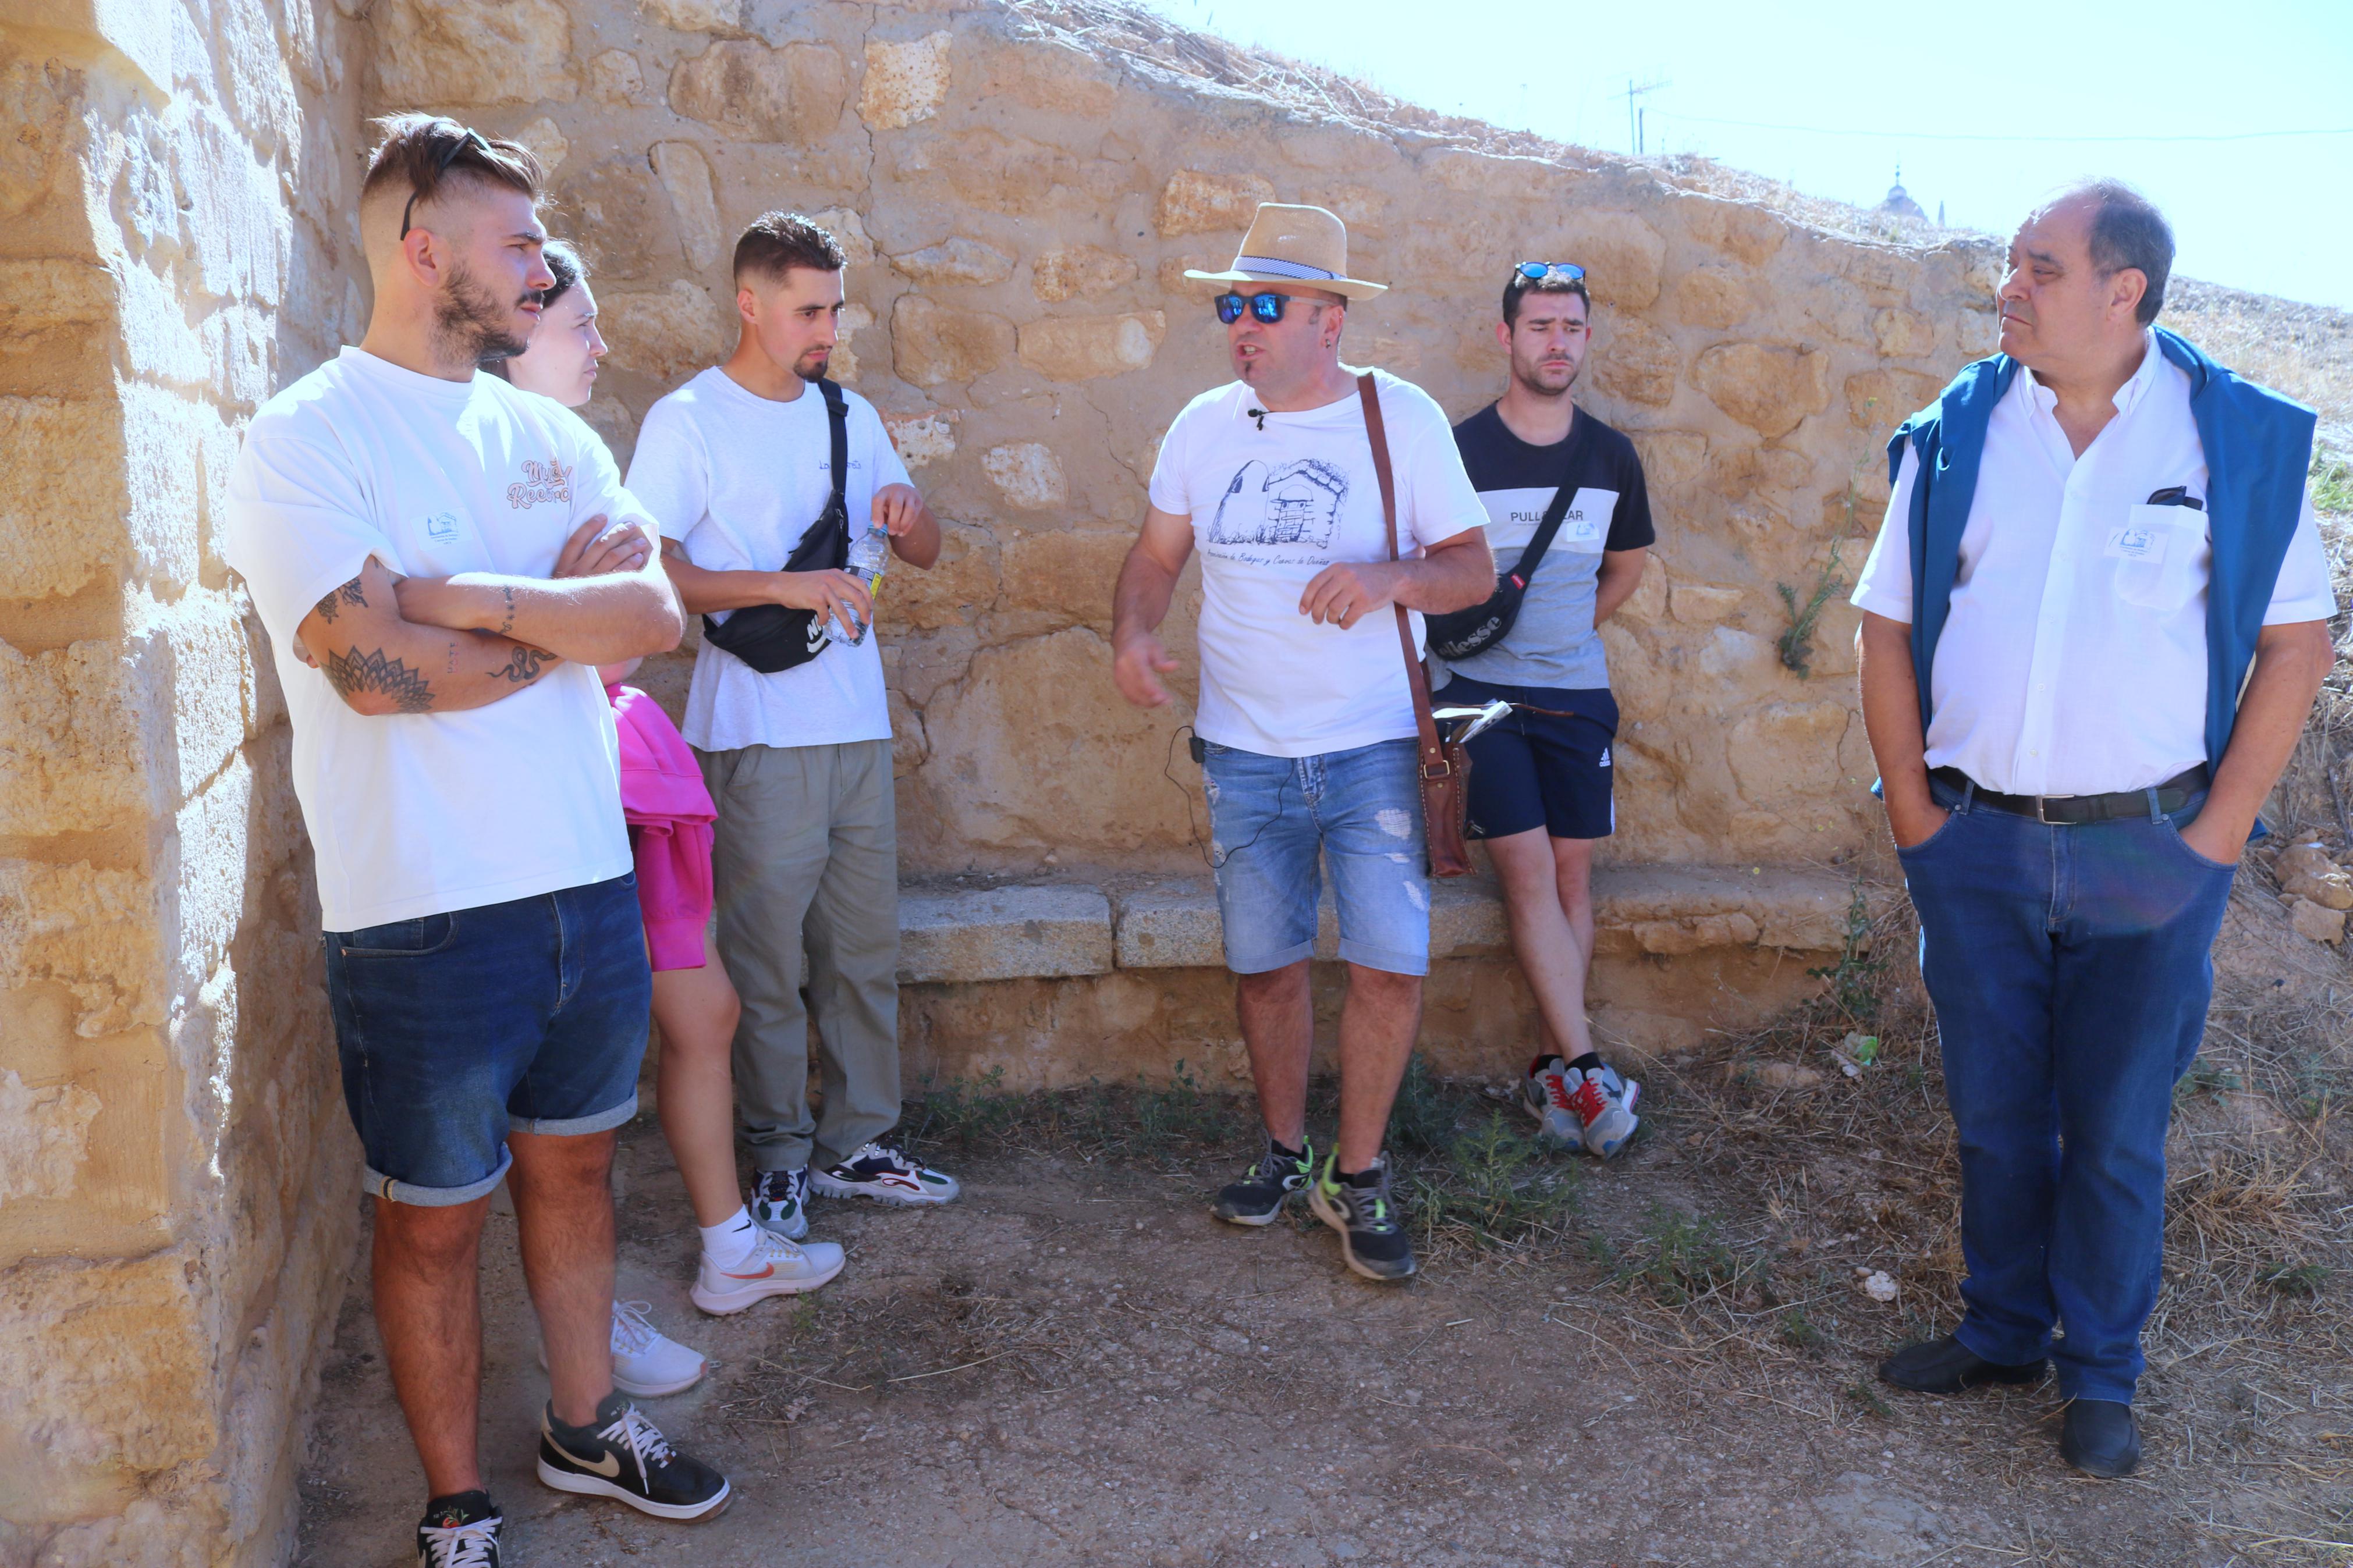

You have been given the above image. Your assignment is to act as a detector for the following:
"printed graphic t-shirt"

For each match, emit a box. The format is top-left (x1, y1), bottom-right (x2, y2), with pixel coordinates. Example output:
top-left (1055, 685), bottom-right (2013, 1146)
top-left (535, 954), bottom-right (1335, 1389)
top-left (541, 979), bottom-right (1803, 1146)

top-left (1431, 403), bottom-right (1655, 692)
top-left (1148, 369), bottom-right (1489, 758)
top-left (626, 368), bottom-right (912, 753)
top-left (223, 347), bottom-right (642, 932)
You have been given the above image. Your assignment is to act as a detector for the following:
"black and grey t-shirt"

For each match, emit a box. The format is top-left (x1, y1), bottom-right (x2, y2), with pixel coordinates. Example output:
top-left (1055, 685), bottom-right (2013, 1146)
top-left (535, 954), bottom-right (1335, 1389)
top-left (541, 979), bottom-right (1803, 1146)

top-left (1431, 402), bottom-right (1655, 691)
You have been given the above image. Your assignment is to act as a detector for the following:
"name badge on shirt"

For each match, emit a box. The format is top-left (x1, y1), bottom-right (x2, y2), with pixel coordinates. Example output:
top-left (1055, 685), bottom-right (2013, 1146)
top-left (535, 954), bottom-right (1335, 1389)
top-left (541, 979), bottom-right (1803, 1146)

top-left (1559, 487), bottom-right (1619, 553)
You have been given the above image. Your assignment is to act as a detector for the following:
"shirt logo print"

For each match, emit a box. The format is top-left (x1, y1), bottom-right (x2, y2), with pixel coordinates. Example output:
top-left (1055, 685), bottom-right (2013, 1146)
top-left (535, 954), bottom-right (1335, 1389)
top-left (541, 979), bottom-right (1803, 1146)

top-left (425, 511), bottom-right (460, 541)
top-left (506, 458), bottom-right (573, 509)
top-left (1209, 457), bottom-right (1349, 548)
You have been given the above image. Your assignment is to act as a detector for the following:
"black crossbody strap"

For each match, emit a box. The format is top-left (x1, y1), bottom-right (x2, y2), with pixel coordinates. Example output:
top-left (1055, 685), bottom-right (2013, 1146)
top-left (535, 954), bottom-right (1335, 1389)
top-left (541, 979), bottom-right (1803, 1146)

top-left (1505, 435), bottom-right (1587, 586)
top-left (818, 376), bottom-right (850, 536)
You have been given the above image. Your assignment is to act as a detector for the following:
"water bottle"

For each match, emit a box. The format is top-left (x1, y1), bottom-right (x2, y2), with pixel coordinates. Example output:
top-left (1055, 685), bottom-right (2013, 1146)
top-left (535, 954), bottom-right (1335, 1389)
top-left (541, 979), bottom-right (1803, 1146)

top-left (844, 523), bottom-right (888, 643)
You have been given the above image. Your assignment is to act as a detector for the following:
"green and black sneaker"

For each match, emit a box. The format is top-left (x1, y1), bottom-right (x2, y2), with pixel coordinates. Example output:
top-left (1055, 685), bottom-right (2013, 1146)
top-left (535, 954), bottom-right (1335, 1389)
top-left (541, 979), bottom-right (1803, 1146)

top-left (1307, 1153), bottom-right (1418, 1282)
top-left (1211, 1136), bottom-right (1315, 1226)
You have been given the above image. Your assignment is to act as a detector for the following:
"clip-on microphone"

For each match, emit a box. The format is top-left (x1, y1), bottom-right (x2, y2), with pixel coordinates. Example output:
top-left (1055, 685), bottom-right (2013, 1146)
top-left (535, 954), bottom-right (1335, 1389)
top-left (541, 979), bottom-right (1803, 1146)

top-left (1247, 407), bottom-right (1268, 431)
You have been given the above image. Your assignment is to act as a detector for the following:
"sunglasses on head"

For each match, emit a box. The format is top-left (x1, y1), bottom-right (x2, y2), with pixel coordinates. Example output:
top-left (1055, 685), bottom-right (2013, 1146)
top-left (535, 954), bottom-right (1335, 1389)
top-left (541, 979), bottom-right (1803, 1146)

top-left (1213, 291), bottom-right (1319, 325)
top-left (400, 125), bottom-right (496, 239)
top-left (1513, 262), bottom-right (1587, 284)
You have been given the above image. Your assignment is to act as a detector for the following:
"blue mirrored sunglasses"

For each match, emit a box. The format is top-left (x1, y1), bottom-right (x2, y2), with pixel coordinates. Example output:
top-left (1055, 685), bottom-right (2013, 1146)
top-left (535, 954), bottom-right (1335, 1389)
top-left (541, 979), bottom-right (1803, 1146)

top-left (1214, 291), bottom-right (1294, 325)
top-left (1514, 262), bottom-right (1587, 283)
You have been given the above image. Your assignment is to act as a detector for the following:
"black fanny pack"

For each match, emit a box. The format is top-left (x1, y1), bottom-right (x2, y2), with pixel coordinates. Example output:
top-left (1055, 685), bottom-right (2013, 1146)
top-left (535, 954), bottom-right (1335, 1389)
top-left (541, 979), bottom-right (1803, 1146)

top-left (698, 377), bottom-right (850, 675)
top-left (1423, 460), bottom-right (1581, 663)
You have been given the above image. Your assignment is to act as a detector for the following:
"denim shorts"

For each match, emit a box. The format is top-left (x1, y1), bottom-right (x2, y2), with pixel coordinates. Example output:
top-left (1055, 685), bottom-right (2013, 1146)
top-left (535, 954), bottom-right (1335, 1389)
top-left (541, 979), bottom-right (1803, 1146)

top-left (1201, 737), bottom-right (1431, 976)
top-left (324, 874), bottom-right (652, 1206)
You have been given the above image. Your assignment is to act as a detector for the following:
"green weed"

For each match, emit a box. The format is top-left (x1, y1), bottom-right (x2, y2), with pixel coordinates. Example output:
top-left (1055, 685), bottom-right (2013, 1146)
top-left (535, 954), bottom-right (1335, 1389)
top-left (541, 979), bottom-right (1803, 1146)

top-left (1807, 884), bottom-right (1888, 1024)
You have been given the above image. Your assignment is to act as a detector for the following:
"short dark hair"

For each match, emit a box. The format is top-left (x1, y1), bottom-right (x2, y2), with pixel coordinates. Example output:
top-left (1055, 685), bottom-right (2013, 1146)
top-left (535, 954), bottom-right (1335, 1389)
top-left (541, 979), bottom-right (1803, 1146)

top-left (361, 112), bottom-right (542, 218)
top-left (2072, 179), bottom-right (2173, 325)
top-left (1503, 268), bottom-right (1592, 329)
top-left (478, 240), bottom-right (587, 382)
top-left (733, 211), bottom-right (847, 286)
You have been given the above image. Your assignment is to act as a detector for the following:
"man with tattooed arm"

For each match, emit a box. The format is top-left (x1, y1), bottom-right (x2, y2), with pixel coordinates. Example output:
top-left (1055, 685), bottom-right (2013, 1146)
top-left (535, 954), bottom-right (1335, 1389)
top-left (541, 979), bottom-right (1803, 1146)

top-left (223, 115), bottom-right (727, 1567)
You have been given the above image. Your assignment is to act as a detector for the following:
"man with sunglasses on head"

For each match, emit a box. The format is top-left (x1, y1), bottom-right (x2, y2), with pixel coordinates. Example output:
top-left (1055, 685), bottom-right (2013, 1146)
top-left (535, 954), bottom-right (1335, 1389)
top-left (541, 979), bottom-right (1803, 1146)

top-left (1111, 204), bottom-right (1493, 1282)
top-left (1431, 262), bottom-right (1653, 1160)
top-left (224, 115), bottom-right (727, 1567)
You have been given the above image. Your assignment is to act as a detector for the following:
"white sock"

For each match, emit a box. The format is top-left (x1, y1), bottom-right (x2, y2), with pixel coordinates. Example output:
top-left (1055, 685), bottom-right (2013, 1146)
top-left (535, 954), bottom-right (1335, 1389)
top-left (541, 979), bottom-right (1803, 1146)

top-left (700, 1207), bottom-right (761, 1270)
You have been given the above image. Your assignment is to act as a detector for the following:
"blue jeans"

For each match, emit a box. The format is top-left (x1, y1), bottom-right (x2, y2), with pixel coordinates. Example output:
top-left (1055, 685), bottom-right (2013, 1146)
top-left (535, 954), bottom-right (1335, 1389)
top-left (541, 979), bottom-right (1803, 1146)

top-left (1900, 779), bottom-right (2235, 1403)
top-left (1201, 737), bottom-right (1431, 976)
top-left (324, 874), bottom-right (652, 1206)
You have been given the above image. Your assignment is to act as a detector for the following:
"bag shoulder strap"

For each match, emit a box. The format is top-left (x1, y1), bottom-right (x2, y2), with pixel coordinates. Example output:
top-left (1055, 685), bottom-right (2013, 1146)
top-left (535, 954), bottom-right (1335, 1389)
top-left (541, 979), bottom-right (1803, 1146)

top-left (1358, 372), bottom-right (1447, 784)
top-left (817, 376), bottom-right (850, 530)
top-left (1508, 436), bottom-right (1585, 586)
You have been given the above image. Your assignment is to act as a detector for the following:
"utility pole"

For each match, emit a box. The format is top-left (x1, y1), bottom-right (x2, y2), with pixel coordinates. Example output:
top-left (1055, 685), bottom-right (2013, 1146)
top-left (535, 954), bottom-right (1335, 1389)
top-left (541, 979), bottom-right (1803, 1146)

top-left (1624, 76), bottom-right (1668, 157)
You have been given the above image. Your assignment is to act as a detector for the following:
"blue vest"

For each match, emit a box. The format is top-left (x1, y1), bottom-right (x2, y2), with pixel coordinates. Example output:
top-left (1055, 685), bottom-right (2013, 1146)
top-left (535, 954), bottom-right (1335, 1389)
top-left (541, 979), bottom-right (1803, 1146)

top-left (1887, 327), bottom-right (2316, 773)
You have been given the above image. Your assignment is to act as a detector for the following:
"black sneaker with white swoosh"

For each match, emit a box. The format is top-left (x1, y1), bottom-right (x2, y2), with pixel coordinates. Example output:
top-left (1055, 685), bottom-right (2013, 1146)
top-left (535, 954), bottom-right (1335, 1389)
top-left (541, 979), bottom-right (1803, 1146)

top-left (535, 1393), bottom-right (731, 1521)
top-left (810, 1133), bottom-right (960, 1206)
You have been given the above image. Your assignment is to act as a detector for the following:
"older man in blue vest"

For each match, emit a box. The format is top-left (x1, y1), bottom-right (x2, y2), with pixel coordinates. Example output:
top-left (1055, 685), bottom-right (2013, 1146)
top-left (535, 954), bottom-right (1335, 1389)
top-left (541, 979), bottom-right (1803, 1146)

top-left (1851, 180), bottom-right (2338, 1478)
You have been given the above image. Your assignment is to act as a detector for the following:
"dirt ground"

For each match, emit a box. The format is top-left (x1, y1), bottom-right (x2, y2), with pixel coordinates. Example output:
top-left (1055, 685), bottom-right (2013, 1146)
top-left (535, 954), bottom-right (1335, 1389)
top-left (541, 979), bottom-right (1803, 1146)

top-left (294, 888), bottom-right (2353, 1568)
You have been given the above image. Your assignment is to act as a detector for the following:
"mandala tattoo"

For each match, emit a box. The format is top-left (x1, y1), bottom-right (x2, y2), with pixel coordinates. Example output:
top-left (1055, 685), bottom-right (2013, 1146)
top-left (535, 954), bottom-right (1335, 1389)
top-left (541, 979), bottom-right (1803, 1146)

top-left (490, 644), bottom-right (552, 685)
top-left (324, 646), bottom-right (435, 713)
top-left (312, 577), bottom-right (367, 624)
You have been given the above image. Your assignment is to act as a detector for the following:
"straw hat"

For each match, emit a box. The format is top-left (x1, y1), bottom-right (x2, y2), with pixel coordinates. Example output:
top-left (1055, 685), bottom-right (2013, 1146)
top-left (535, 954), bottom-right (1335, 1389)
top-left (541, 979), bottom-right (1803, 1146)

top-left (1182, 202), bottom-right (1388, 301)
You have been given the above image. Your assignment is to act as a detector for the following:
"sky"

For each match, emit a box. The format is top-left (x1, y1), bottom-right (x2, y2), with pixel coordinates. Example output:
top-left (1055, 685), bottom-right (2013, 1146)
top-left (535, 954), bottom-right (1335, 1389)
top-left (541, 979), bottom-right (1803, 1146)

top-left (1135, 0), bottom-right (2353, 311)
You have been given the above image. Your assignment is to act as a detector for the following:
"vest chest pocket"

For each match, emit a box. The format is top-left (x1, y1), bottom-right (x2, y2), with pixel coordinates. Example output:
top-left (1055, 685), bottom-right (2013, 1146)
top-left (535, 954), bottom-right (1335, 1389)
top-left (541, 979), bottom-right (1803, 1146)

top-left (2108, 503), bottom-right (2209, 613)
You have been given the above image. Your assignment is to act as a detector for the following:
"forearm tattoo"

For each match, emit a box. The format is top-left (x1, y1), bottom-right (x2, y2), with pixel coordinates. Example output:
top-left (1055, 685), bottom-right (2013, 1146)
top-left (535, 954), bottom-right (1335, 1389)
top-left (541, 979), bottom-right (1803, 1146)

top-left (495, 584), bottom-right (516, 638)
top-left (489, 644), bottom-right (553, 685)
top-left (324, 646), bottom-right (435, 713)
top-left (312, 577), bottom-right (367, 624)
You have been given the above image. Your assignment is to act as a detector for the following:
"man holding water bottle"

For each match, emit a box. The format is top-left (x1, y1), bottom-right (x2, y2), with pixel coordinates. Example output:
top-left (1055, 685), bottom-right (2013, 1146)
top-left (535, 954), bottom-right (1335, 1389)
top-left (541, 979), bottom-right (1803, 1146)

top-left (628, 212), bottom-right (959, 1245)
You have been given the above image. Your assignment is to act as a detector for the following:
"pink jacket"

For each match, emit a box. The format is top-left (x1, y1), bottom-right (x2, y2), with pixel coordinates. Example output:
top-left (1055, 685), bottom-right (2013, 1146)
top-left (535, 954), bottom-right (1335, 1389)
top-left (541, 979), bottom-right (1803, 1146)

top-left (608, 684), bottom-right (717, 971)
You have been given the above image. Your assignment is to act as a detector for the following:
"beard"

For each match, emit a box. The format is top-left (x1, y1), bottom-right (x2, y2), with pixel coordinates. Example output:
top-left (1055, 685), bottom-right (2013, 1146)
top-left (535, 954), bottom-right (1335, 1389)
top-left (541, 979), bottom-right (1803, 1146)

top-left (438, 258), bottom-right (538, 364)
top-left (1512, 353), bottom-right (1581, 396)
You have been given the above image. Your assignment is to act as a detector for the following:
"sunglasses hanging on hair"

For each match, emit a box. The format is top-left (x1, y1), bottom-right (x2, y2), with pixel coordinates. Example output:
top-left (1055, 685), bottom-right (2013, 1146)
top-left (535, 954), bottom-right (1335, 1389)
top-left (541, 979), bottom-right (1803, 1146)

top-left (401, 125), bottom-right (496, 239)
top-left (1513, 262), bottom-right (1587, 283)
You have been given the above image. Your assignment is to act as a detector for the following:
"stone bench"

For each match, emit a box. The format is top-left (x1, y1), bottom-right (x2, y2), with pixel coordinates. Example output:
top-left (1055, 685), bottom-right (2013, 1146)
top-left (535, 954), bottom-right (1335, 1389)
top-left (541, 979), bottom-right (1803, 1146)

top-left (894, 865), bottom-right (1877, 984)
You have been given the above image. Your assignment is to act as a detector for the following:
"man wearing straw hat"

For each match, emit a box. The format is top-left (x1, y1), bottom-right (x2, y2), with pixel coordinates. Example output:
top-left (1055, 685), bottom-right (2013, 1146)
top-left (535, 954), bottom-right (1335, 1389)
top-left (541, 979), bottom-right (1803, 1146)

top-left (1110, 203), bottom-right (1493, 1282)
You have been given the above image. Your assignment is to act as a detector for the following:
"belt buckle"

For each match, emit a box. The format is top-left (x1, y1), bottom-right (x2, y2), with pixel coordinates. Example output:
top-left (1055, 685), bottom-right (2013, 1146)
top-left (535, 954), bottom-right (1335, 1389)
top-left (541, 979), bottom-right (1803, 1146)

top-left (2033, 795), bottom-right (2053, 826)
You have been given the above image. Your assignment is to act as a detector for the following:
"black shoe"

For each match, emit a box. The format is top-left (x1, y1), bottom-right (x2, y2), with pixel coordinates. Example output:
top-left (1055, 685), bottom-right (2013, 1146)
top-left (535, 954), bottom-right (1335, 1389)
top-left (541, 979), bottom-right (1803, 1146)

top-left (1307, 1153), bottom-right (1418, 1282)
top-left (536, 1393), bottom-right (732, 1521)
top-left (2060, 1398), bottom-right (2141, 1478)
top-left (417, 1491), bottom-right (501, 1566)
top-left (1878, 1335), bottom-right (2048, 1393)
top-left (1212, 1136), bottom-right (1315, 1226)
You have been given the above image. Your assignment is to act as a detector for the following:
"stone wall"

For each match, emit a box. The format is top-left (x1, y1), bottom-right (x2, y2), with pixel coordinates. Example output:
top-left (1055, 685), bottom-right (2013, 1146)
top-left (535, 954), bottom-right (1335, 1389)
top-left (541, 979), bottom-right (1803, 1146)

top-left (0, 0), bottom-right (367, 1562)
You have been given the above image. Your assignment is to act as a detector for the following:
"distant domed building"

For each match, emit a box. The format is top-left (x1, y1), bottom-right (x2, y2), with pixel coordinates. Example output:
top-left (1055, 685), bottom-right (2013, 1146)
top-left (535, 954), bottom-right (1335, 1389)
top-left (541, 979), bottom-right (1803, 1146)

top-left (1877, 165), bottom-right (1928, 222)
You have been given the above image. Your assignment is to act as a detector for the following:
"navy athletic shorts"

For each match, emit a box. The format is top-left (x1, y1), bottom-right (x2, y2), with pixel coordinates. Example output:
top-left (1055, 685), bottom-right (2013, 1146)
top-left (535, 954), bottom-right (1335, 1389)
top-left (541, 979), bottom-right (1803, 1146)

top-left (1435, 675), bottom-right (1618, 842)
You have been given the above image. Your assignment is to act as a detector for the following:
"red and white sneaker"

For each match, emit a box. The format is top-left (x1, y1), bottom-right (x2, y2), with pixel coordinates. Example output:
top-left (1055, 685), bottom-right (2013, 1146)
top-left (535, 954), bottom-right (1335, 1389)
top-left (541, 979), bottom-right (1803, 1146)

top-left (1522, 1054), bottom-right (1641, 1159)
top-left (690, 1228), bottom-right (845, 1315)
top-left (810, 1136), bottom-right (960, 1207)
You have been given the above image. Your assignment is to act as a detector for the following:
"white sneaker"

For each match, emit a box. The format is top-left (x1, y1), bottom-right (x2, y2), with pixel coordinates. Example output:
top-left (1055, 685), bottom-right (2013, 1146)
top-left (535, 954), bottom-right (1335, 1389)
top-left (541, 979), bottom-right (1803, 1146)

top-left (690, 1228), bottom-right (846, 1315)
top-left (810, 1137), bottom-right (961, 1206)
top-left (535, 1300), bottom-right (708, 1398)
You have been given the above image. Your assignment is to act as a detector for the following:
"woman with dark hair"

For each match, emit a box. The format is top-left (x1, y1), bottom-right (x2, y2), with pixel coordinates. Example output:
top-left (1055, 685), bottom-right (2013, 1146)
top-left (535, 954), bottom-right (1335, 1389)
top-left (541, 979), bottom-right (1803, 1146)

top-left (496, 241), bottom-right (846, 1403)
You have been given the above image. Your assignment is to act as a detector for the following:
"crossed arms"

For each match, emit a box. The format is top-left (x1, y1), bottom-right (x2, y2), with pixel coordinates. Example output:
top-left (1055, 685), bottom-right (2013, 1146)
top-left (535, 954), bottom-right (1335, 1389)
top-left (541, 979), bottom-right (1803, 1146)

top-left (1110, 503), bottom-right (1494, 706)
top-left (294, 515), bottom-right (684, 716)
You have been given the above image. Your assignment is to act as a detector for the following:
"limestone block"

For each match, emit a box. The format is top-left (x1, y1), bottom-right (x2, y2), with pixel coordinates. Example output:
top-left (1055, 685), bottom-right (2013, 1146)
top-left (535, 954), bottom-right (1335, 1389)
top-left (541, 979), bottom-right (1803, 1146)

top-left (508, 115), bottom-right (567, 176)
top-left (1694, 343), bottom-right (1832, 439)
top-left (1706, 445), bottom-right (1813, 499)
top-left (977, 40), bottom-right (1120, 118)
top-left (1429, 877), bottom-right (1511, 957)
top-left (1843, 368), bottom-right (1943, 438)
top-left (1683, 197), bottom-right (1788, 266)
top-left (888, 686), bottom-right (928, 778)
top-left (588, 49), bottom-right (645, 104)
top-left (0, 259), bottom-right (113, 399)
top-left (1671, 584), bottom-right (1745, 623)
top-left (558, 159), bottom-right (676, 278)
top-left (1842, 249), bottom-right (1922, 305)
top-left (1728, 702), bottom-right (1851, 807)
top-left (981, 443), bottom-right (1066, 510)
top-left (892, 294), bottom-right (1013, 386)
top-left (638, 0), bottom-right (740, 30)
top-left (1631, 911), bottom-right (1760, 955)
top-left (2290, 897), bottom-right (2347, 944)
top-left (996, 529), bottom-right (1130, 630)
top-left (889, 130), bottom-right (1118, 218)
top-left (1524, 211), bottom-right (1666, 309)
top-left (650, 142), bottom-right (723, 271)
top-left (0, 1068), bottom-right (101, 1202)
top-left (883, 410), bottom-right (957, 468)
top-left (1592, 318), bottom-right (1678, 407)
top-left (893, 237), bottom-right (1014, 286)
top-left (1872, 308), bottom-right (1936, 358)
top-left (883, 520), bottom-right (998, 631)
top-left (1113, 883), bottom-right (1223, 969)
top-left (860, 32), bottom-right (953, 130)
top-left (897, 884), bottom-right (1113, 983)
top-left (0, 1251), bottom-right (211, 1473)
top-left (371, 0), bottom-right (577, 104)
top-left (0, 860), bottom-right (165, 1037)
top-left (670, 41), bottom-right (846, 142)
top-left (1674, 266), bottom-right (1754, 332)
top-left (599, 280), bottom-right (725, 383)
top-left (0, 640), bottom-right (145, 836)
top-left (1, 397), bottom-right (123, 601)
top-left (1157, 169), bottom-right (1275, 237)
top-left (1032, 244), bottom-right (1138, 303)
top-left (810, 208), bottom-right (877, 266)
top-left (1016, 311), bottom-right (1165, 381)
top-left (1630, 431), bottom-right (1708, 492)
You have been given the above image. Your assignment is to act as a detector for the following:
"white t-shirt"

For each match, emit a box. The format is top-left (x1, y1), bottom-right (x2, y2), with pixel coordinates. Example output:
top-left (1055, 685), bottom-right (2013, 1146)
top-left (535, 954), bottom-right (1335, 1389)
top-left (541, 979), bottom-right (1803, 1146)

top-left (1147, 369), bottom-right (1488, 758)
top-left (1851, 333), bottom-right (2337, 795)
top-left (223, 347), bottom-right (641, 931)
top-left (626, 368), bottom-right (913, 753)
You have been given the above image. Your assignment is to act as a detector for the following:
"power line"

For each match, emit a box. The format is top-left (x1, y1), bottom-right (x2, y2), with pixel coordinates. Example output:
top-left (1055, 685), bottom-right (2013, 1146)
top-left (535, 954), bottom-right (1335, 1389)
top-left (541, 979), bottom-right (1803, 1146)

top-left (1647, 113), bottom-right (2353, 145)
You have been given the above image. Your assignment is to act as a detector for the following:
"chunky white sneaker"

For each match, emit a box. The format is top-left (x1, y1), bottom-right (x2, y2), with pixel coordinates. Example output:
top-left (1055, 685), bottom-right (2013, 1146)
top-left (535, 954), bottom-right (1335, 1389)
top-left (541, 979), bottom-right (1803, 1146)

top-left (690, 1227), bottom-right (846, 1315)
top-left (749, 1166), bottom-right (809, 1240)
top-left (535, 1300), bottom-right (708, 1398)
top-left (810, 1136), bottom-right (960, 1206)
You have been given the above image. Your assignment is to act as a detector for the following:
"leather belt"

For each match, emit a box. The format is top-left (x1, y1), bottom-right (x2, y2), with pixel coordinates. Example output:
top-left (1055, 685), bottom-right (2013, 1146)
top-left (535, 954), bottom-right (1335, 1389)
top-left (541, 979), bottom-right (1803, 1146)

top-left (1929, 765), bottom-right (2210, 826)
